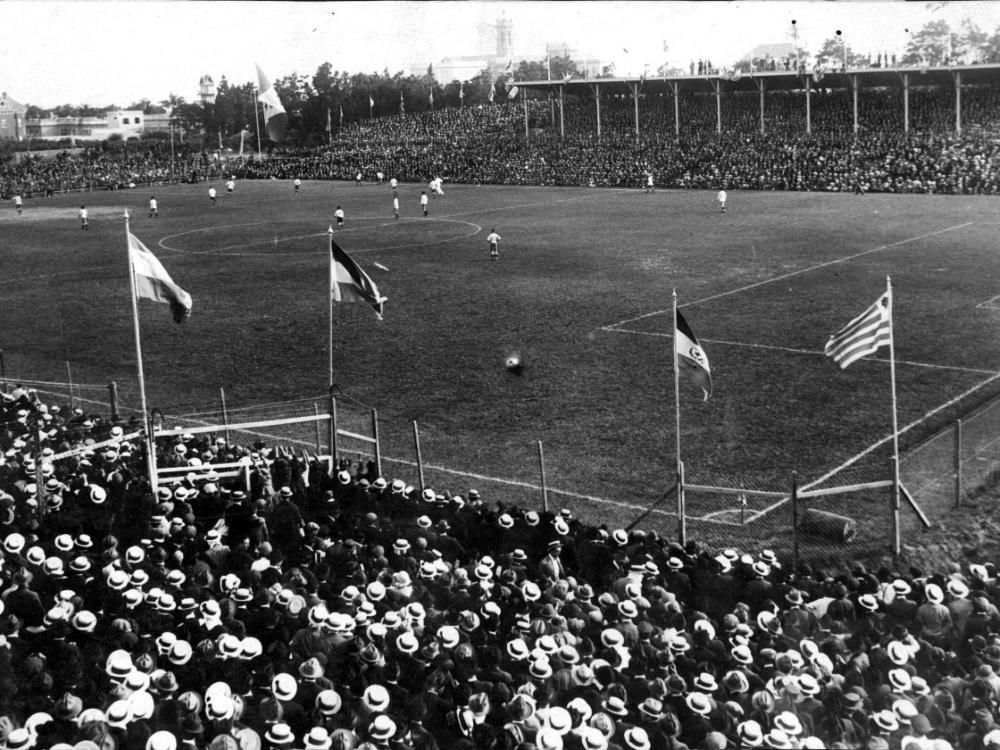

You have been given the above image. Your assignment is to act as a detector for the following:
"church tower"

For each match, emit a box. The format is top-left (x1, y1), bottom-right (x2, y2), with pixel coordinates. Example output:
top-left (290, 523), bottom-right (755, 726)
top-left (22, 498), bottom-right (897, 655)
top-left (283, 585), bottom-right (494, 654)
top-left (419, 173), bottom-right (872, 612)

top-left (496, 14), bottom-right (513, 59)
top-left (198, 75), bottom-right (217, 105)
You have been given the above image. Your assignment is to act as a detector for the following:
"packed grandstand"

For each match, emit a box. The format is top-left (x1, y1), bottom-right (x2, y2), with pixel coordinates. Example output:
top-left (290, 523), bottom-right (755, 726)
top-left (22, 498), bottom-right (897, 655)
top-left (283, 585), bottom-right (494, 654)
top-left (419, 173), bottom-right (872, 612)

top-left (5, 81), bottom-right (1000, 198)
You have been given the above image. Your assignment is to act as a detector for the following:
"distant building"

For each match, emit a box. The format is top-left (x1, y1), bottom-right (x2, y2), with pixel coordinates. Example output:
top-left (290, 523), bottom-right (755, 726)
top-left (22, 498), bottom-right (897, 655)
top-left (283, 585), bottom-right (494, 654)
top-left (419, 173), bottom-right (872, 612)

top-left (744, 43), bottom-right (796, 62)
top-left (199, 74), bottom-right (217, 106)
top-left (414, 15), bottom-right (601, 83)
top-left (0, 92), bottom-right (27, 141)
top-left (25, 110), bottom-right (146, 141)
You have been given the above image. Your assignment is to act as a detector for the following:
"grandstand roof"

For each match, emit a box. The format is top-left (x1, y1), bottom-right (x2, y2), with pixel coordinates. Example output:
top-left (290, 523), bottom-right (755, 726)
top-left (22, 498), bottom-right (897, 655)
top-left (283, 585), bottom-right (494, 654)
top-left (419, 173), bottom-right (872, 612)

top-left (515, 63), bottom-right (1000, 97)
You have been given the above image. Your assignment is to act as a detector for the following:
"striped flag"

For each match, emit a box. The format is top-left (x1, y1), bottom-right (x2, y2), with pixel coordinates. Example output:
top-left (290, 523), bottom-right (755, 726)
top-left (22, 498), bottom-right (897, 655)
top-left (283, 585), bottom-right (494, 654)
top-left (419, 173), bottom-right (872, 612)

top-left (254, 63), bottom-right (288, 142)
top-left (508, 85), bottom-right (519, 99)
top-left (331, 236), bottom-right (387, 320)
top-left (129, 233), bottom-right (192, 323)
top-left (676, 310), bottom-right (711, 400)
top-left (824, 290), bottom-right (892, 369)
top-left (400, 91), bottom-right (405, 115)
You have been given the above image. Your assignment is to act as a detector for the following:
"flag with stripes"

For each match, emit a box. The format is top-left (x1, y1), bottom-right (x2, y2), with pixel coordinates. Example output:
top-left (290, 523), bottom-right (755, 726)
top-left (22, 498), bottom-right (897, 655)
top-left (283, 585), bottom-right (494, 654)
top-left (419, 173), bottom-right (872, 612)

top-left (676, 310), bottom-right (711, 400)
top-left (400, 91), bottom-right (405, 115)
top-left (824, 290), bottom-right (891, 369)
top-left (331, 236), bottom-right (387, 320)
top-left (129, 233), bottom-right (192, 323)
top-left (254, 63), bottom-right (288, 142)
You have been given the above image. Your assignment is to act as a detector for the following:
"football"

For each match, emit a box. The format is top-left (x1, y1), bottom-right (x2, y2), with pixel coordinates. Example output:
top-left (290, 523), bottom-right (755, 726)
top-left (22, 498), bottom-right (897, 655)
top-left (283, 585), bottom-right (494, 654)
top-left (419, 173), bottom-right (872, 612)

top-left (505, 355), bottom-right (524, 374)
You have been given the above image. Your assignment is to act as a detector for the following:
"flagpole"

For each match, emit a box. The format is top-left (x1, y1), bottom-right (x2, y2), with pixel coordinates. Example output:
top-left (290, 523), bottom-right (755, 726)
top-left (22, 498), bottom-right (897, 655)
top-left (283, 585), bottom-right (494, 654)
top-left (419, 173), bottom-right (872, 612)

top-left (254, 84), bottom-right (262, 157)
top-left (887, 275), bottom-right (901, 553)
top-left (328, 226), bottom-right (335, 389)
top-left (673, 289), bottom-right (686, 545)
top-left (125, 211), bottom-right (156, 491)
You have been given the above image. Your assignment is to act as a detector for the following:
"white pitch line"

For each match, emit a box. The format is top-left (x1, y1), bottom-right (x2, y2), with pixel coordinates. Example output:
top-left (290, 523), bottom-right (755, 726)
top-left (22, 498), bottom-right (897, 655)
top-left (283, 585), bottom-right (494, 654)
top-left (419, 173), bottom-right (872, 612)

top-left (750, 367), bottom-right (1000, 522)
top-left (602, 328), bottom-right (997, 375)
top-left (604, 221), bottom-right (975, 330)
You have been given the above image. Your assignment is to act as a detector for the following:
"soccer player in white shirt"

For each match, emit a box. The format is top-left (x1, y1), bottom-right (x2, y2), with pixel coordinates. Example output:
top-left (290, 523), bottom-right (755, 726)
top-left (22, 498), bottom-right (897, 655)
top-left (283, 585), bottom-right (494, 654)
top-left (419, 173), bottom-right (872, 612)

top-left (393, 196), bottom-right (399, 220)
top-left (294, 178), bottom-right (302, 194)
top-left (209, 187), bottom-right (217, 205)
top-left (149, 196), bottom-right (158, 219)
top-left (486, 229), bottom-right (501, 261)
top-left (376, 171), bottom-right (384, 184)
top-left (420, 191), bottom-right (429, 217)
top-left (646, 173), bottom-right (654, 194)
top-left (335, 206), bottom-right (345, 228)
top-left (390, 178), bottom-right (398, 189)
top-left (226, 179), bottom-right (235, 197)
top-left (79, 206), bottom-right (89, 229)
top-left (432, 177), bottom-right (444, 196)
top-left (13, 195), bottom-right (22, 214)
top-left (717, 189), bottom-right (727, 212)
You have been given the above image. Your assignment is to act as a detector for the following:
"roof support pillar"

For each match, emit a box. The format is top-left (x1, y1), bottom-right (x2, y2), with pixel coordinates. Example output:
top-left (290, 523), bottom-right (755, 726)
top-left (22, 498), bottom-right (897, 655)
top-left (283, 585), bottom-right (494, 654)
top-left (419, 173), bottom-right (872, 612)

top-left (668, 81), bottom-right (680, 137)
top-left (755, 78), bottom-right (766, 134)
top-left (710, 78), bottom-right (722, 134)
top-left (902, 72), bottom-right (910, 134)
top-left (850, 74), bottom-right (859, 135)
top-left (952, 69), bottom-right (962, 134)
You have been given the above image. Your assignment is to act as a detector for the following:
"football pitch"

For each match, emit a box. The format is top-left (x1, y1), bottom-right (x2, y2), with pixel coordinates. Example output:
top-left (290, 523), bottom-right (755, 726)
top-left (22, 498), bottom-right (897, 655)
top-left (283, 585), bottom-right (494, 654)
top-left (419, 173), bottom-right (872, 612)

top-left (4, 179), bottom-right (1000, 542)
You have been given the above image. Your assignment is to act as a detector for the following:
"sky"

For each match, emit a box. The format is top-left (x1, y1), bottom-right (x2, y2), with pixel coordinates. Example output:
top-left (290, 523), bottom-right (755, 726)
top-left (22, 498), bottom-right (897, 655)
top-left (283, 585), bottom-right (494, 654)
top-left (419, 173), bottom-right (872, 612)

top-left (5, 1), bottom-right (1000, 109)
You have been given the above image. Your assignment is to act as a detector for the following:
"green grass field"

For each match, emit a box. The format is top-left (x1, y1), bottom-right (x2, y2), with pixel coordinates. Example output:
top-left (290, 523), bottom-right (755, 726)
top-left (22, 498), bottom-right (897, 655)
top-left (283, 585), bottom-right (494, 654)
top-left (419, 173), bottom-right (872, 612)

top-left (4, 179), bottom-right (1000, 545)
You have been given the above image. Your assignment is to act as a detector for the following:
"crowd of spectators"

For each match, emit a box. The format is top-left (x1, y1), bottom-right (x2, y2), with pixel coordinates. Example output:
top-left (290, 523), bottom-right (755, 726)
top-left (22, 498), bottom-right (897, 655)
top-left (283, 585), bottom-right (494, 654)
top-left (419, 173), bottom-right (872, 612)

top-left (0, 143), bottom-right (221, 199)
top-left (7, 382), bottom-right (1000, 750)
top-left (6, 83), bottom-right (1000, 197)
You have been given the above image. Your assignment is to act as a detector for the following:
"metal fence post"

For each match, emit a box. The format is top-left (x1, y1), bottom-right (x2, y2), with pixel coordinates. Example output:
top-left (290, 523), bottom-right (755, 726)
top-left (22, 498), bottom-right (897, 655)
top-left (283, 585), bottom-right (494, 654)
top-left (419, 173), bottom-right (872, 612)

top-left (0, 349), bottom-right (6, 392)
top-left (220, 388), bottom-right (231, 447)
top-left (538, 441), bottom-right (548, 513)
top-left (954, 418), bottom-right (963, 508)
top-left (372, 409), bottom-right (382, 478)
top-left (313, 404), bottom-right (323, 456)
top-left (891, 456), bottom-right (901, 556)
top-left (791, 471), bottom-right (799, 572)
top-left (329, 394), bottom-right (338, 475)
top-left (108, 382), bottom-right (119, 422)
top-left (146, 411), bottom-right (159, 493)
top-left (413, 421), bottom-right (425, 491)
top-left (66, 361), bottom-right (74, 410)
top-left (678, 461), bottom-right (686, 547)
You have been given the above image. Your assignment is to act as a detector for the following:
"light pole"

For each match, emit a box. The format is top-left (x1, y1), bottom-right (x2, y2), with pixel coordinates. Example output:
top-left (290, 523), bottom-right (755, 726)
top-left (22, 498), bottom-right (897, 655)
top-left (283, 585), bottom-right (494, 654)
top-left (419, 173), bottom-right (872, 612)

top-left (792, 20), bottom-right (799, 71)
